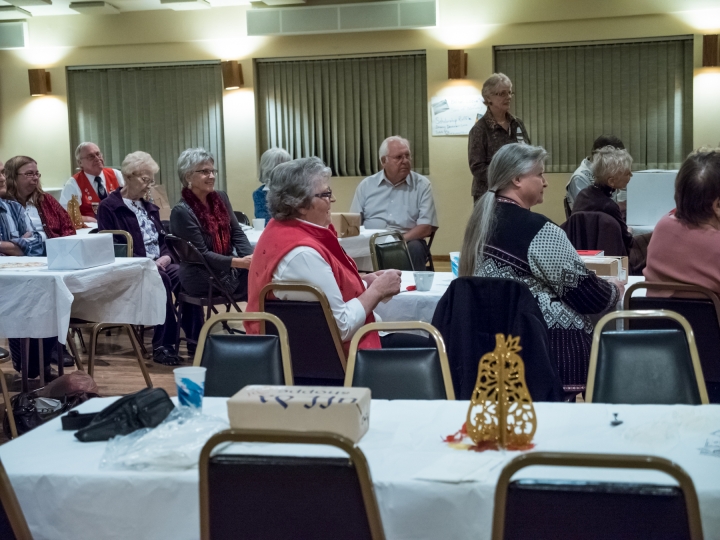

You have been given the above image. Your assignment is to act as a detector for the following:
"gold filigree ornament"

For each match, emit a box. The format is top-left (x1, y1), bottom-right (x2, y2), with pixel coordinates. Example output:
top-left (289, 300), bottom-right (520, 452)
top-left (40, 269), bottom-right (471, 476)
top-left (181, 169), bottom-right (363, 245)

top-left (67, 195), bottom-right (85, 230)
top-left (465, 334), bottom-right (537, 450)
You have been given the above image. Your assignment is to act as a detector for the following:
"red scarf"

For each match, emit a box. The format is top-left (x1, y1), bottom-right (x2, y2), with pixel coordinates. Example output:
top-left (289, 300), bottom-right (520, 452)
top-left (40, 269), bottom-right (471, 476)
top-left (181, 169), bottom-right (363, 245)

top-left (37, 195), bottom-right (76, 238)
top-left (181, 188), bottom-right (231, 255)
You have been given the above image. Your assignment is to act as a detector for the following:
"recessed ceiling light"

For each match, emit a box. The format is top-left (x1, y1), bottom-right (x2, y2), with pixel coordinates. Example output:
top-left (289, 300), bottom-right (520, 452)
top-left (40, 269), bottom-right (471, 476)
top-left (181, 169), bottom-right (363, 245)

top-left (8, 0), bottom-right (51, 6)
top-left (69, 1), bottom-right (120, 14)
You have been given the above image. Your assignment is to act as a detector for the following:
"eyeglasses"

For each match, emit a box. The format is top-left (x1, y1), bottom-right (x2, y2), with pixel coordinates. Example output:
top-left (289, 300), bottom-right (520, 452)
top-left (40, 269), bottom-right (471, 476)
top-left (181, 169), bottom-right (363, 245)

top-left (387, 153), bottom-right (412, 163)
top-left (194, 168), bottom-right (218, 177)
top-left (135, 175), bottom-right (155, 186)
top-left (314, 190), bottom-right (334, 200)
top-left (81, 152), bottom-right (103, 161)
top-left (492, 90), bottom-right (514, 98)
top-left (21, 171), bottom-right (41, 179)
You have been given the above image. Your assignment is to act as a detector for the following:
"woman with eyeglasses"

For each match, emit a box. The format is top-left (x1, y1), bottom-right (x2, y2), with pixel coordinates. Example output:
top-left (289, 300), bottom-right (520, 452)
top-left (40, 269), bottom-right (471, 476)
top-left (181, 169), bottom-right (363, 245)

top-left (170, 148), bottom-right (252, 306)
top-left (98, 151), bottom-right (197, 365)
top-left (468, 73), bottom-right (531, 202)
top-left (3, 155), bottom-right (75, 256)
top-left (246, 157), bottom-right (417, 358)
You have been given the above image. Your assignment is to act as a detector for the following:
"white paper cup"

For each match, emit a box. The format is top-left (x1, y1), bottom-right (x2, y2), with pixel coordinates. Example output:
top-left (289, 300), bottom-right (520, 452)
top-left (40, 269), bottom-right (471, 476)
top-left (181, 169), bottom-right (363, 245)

top-left (174, 366), bottom-right (207, 409)
top-left (413, 271), bottom-right (435, 292)
top-left (450, 252), bottom-right (461, 277)
top-left (252, 218), bottom-right (265, 231)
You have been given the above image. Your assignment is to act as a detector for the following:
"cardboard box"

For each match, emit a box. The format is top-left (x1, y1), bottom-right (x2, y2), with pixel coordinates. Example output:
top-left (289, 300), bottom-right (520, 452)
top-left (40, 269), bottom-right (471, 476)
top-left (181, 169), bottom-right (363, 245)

top-left (580, 255), bottom-right (628, 282)
top-left (331, 213), bottom-right (361, 238)
top-left (149, 185), bottom-right (171, 222)
top-left (46, 234), bottom-right (115, 271)
top-left (227, 385), bottom-right (371, 443)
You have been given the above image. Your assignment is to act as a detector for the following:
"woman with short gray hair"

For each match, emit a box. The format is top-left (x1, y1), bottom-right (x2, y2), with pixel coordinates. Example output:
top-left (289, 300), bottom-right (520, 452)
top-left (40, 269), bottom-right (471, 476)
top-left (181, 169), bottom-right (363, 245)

top-left (468, 72), bottom-right (531, 202)
top-left (254, 148), bottom-right (291, 221)
top-left (460, 143), bottom-right (622, 396)
top-left (246, 157), bottom-right (421, 358)
top-left (170, 148), bottom-right (253, 322)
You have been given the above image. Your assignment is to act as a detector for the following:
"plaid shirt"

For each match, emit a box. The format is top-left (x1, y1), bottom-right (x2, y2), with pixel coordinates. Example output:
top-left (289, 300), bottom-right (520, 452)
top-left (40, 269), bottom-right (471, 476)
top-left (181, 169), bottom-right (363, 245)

top-left (0, 198), bottom-right (44, 256)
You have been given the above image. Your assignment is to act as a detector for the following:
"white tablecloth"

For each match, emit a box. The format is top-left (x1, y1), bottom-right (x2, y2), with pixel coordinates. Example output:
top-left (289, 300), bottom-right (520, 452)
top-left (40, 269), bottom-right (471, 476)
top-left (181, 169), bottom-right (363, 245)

top-left (245, 226), bottom-right (388, 272)
top-left (0, 397), bottom-right (718, 540)
top-left (0, 257), bottom-right (165, 344)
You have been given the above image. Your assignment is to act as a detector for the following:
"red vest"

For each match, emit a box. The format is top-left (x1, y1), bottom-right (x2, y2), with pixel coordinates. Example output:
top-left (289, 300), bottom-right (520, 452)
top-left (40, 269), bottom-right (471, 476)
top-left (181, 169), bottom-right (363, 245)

top-left (73, 169), bottom-right (120, 217)
top-left (246, 219), bottom-right (381, 352)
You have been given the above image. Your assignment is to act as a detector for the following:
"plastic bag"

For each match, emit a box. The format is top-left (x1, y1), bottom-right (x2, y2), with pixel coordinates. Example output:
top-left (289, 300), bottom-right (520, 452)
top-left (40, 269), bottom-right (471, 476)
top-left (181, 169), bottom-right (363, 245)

top-left (99, 406), bottom-right (229, 471)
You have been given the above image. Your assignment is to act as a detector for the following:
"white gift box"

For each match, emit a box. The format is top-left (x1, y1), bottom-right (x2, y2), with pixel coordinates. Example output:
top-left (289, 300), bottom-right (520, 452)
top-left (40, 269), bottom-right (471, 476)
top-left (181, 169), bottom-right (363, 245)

top-left (227, 385), bottom-right (371, 443)
top-left (46, 234), bottom-right (115, 271)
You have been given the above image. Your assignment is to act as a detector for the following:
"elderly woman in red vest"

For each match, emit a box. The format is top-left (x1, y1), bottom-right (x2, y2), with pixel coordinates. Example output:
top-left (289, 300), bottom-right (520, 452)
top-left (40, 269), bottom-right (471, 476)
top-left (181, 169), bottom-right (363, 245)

top-left (247, 157), bottom-right (428, 352)
top-left (4, 156), bottom-right (76, 256)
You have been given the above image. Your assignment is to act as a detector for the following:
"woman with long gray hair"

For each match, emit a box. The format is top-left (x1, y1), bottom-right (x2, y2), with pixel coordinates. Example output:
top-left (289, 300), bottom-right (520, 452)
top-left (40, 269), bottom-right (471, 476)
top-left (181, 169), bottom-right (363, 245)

top-left (460, 143), bottom-right (623, 394)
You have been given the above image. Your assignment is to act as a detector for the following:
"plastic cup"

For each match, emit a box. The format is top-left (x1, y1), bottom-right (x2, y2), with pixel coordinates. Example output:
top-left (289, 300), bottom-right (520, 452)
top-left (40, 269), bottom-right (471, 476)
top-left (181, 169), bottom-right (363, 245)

top-left (174, 366), bottom-right (207, 410)
top-left (253, 218), bottom-right (265, 231)
top-left (413, 271), bottom-right (435, 292)
top-left (449, 252), bottom-right (461, 277)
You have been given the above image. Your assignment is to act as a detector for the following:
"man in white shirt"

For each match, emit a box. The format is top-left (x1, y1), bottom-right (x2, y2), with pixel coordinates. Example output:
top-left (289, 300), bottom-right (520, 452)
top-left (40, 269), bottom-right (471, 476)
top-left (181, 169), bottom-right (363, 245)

top-left (60, 142), bottom-right (125, 223)
top-left (566, 135), bottom-right (626, 214)
top-left (350, 136), bottom-right (439, 270)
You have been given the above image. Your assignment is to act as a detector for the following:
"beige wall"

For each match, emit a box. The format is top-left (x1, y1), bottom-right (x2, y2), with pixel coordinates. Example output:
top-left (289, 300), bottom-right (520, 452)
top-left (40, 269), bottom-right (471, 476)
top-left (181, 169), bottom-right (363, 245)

top-left (1, 0), bottom-right (718, 255)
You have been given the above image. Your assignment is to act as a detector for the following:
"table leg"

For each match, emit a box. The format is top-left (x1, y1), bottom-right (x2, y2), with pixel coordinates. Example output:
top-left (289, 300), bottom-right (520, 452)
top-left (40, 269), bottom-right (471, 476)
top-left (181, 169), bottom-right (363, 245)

top-left (21, 338), bottom-right (29, 393)
top-left (56, 340), bottom-right (64, 377)
top-left (38, 343), bottom-right (45, 387)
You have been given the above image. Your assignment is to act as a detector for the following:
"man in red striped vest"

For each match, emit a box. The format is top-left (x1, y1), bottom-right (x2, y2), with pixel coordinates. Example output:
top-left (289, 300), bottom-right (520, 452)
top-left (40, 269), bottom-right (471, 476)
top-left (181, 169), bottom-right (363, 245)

top-left (60, 142), bottom-right (125, 223)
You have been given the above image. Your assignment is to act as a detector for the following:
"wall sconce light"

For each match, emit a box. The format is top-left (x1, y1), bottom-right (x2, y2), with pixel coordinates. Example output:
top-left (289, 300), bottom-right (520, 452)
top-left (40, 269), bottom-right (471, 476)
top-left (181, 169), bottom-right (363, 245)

top-left (221, 60), bottom-right (243, 90)
top-left (448, 50), bottom-right (468, 79)
top-left (703, 35), bottom-right (719, 67)
top-left (28, 68), bottom-right (51, 96)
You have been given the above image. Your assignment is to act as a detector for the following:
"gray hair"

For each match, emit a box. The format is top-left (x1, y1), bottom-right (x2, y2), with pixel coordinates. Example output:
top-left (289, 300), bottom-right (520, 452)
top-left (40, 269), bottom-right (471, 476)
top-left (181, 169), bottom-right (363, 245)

top-left (592, 146), bottom-right (633, 184)
top-left (459, 144), bottom-right (548, 276)
top-left (177, 148), bottom-right (214, 188)
top-left (258, 148), bottom-right (292, 184)
top-left (481, 73), bottom-right (512, 106)
top-left (121, 151), bottom-right (159, 179)
top-left (267, 157), bottom-right (331, 221)
top-left (378, 136), bottom-right (411, 164)
top-left (74, 142), bottom-right (98, 165)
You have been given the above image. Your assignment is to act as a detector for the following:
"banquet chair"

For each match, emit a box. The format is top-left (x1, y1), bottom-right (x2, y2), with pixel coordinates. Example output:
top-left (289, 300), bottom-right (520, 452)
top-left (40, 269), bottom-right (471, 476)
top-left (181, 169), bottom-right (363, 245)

top-left (344, 322), bottom-right (455, 400)
top-left (0, 459), bottom-right (32, 540)
top-left (165, 235), bottom-right (245, 352)
top-left (88, 228), bottom-right (134, 258)
top-left (199, 430), bottom-right (386, 540)
top-left (193, 313), bottom-right (293, 397)
top-left (586, 310), bottom-right (708, 405)
top-left (259, 282), bottom-right (346, 385)
top-left (0, 348), bottom-right (17, 439)
top-left (560, 211), bottom-right (627, 256)
top-left (233, 211), bottom-right (251, 226)
top-left (492, 452), bottom-right (703, 540)
top-left (369, 232), bottom-right (413, 272)
top-left (624, 282), bottom-right (720, 403)
top-left (425, 230), bottom-right (436, 271)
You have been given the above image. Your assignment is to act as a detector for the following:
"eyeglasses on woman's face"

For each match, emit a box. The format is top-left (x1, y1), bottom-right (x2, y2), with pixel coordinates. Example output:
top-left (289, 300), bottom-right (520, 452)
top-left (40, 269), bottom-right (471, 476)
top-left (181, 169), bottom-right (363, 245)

top-left (492, 90), bottom-right (514, 98)
top-left (194, 168), bottom-right (218, 177)
top-left (20, 171), bottom-right (41, 179)
top-left (314, 190), bottom-right (335, 201)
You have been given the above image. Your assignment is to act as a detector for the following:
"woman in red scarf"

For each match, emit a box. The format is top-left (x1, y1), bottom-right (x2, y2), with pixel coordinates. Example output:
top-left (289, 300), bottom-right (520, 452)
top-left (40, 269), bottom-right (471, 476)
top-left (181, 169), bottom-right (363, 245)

top-left (4, 156), bottom-right (76, 255)
top-left (170, 148), bottom-right (253, 303)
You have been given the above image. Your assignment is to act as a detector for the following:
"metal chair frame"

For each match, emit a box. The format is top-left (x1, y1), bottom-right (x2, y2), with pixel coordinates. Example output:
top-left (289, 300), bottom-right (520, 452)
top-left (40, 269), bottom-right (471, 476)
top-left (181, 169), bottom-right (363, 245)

top-left (0, 459), bottom-right (32, 539)
top-left (233, 211), bottom-right (251, 226)
top-left (425, 230), bottom-right (436, 271)
top-left (192, 312), bottom-right (294, 386)
top-left (344, 321), bottom-right (456, 400)
top-left (491, 451), bottom-right (704, 540)
top-left (369, 232), bottom-right (412, 272)
top-left (586, 309), bottom-right (709, 404)
top-left (199, 429), bottom-right (386, 540)
top-left (623, 281), bottom-right (720, 322)
top-left (0, 348), bottom-right (17, 439)
top-left (259, 281), bottom-right (347, 373)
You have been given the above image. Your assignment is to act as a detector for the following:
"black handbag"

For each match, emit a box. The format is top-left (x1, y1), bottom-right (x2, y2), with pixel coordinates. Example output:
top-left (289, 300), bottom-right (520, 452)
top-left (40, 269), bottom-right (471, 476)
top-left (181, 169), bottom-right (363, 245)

top-left (3, 391), bottom-right (86, 438)
top-left (73, 388), bottom-right (175, 442)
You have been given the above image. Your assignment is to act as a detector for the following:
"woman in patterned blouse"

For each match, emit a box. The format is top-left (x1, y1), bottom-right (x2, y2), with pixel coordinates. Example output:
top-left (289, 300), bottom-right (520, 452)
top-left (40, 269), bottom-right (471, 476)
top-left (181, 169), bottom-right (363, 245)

top-left (459, 143), bottom-right (624, 395)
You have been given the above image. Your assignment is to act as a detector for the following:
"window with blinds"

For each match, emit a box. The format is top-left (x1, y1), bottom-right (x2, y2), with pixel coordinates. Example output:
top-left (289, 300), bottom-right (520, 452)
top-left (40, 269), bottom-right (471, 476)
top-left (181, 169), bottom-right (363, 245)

top-left (67, 62), bottom-right (226, 204)
top-left (256, 52), bottom-right (429, 177)
top-left (495, 37), bottom-right (693, 172)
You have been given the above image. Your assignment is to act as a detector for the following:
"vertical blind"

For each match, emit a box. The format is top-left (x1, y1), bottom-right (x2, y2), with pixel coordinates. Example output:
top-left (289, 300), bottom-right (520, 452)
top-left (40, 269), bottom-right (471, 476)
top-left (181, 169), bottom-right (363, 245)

top-left (67, 63), bottom-right (226, 204)
top-left (256, 53), bottom-right (429, 176)
top-left (495, 38), bottom-right (693, 172)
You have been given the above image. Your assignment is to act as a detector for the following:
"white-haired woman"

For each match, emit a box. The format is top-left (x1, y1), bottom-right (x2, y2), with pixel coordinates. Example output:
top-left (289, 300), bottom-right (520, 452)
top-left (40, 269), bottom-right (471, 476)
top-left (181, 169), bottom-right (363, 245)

top-left (98, 151), bottom-right (200, 365)
top-left (460, 144), bottom-right (623, 395)
top-left (253, 148), bottom-right (291, 221)
top-left (573, 146), bottom-right (651, 273)
top-left (170, 148), bottom-right (252, 303)
top-left (468, 73), bottom-right (530, 202)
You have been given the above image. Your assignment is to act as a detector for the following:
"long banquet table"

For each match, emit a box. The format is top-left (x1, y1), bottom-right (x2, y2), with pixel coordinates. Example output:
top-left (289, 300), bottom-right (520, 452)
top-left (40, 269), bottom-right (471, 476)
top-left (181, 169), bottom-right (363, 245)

top-left (0, 397), bottom-right (718, 540)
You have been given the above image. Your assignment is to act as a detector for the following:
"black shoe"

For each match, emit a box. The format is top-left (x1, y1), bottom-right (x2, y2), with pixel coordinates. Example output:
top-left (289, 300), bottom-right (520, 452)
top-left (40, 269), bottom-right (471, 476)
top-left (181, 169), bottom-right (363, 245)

top-left (50, 346), bottom-right (75, 367)
top-left (153, 346), bottom-right (181, 366)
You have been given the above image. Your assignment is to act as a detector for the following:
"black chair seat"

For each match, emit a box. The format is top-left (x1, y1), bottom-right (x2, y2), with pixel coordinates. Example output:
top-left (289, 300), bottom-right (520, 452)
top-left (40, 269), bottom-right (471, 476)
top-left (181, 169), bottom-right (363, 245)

top-left (177, 291), bottom-right (246, 308)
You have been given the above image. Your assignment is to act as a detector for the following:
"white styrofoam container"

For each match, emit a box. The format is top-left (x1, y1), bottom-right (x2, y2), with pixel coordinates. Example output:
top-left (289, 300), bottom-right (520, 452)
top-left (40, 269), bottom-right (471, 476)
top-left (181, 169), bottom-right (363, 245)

top-left (46, 234), bottom-right (115, 271)
top-left (228, 385), bottom-right (371, 443)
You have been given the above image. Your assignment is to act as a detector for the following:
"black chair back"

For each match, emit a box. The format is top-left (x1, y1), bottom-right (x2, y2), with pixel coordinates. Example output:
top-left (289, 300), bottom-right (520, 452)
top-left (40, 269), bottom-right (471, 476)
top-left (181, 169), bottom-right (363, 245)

top-left (165, 234), bottom-right (207, 266)
top-left (492, 452), bottom-right (703, 540)
top-left (234, 211), bottom-right (251, 226)
top-left (200, 431), bottom-right (386, 540)
top-left (370, 232), bottom-right (413, 271)
top-left (625, 282), bottom-right (720, 402)
top-left (560, 211), bottom-right (627, 256)
top-left (587, 311), bottom-right (708, 405)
